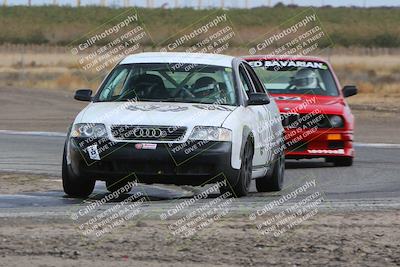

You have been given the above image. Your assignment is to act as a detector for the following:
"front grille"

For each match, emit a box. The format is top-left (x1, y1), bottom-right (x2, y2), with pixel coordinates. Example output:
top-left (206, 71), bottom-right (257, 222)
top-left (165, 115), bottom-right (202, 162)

top-left (328, 141), bottom-right (345, 149)
top-left (281, 113), bottom-right (300, 128)
top-left (111, 160), bottom-right (215, 176)
top-left (111, 125), bottom-right (187, 141)
top-left (281, 113), bottom-right (331, 128)
top-left (286, 141), bottom-right (307, 152)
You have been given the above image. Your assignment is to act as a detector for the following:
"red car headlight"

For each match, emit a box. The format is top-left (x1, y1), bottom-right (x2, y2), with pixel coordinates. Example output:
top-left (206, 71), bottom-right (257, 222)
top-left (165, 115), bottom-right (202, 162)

top-left (328, 115), bottom-right (344, 128)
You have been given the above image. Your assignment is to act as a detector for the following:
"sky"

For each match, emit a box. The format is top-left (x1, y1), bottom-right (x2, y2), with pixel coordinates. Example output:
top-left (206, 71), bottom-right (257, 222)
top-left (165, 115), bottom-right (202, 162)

top-left (3, 0), bottom-right (400, 7)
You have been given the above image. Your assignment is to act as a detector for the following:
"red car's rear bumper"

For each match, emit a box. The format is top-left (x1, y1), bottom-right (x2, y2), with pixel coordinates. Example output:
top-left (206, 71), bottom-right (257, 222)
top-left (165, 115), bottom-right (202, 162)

top-left (284, 128), bottom-right (354, 159)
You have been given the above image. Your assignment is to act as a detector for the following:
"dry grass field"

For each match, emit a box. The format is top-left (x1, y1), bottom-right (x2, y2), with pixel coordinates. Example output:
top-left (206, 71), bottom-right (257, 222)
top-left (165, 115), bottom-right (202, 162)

top-left (1, 6), bottom-right (400, 47)
top-left (328, 54), bottom-right (400, 107)
top-left (1, 6), bottom-right (399, 109)
top-left (0, 46), bottom-right (399, 109)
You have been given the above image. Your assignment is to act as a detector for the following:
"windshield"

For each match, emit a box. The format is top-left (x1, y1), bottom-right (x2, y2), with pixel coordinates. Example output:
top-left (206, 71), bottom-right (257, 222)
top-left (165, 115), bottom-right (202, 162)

top-left (249, 60), bottom-right (339, 96)
top-left (96, 63), bottom-right (237, 105)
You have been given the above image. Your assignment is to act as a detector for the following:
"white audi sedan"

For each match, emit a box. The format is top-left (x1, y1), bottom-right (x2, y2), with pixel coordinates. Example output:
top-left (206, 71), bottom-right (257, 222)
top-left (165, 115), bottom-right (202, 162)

top-left (63, 52), bottom-right (284, 197)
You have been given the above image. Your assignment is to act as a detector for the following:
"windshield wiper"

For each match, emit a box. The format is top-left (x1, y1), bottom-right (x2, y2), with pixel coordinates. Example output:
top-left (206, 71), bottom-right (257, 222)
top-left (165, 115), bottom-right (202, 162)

top-left (161, 98), bottom-right (210, 104)
top-left (101, 98), bottom-right (220, 104)
top-left (110, 98), bottom-right (162, 102)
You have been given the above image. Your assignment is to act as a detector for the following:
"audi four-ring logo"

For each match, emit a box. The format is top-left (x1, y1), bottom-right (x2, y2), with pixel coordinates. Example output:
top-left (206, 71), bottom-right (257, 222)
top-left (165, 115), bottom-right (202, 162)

top-left (133, 128), bottom-right (165, 138)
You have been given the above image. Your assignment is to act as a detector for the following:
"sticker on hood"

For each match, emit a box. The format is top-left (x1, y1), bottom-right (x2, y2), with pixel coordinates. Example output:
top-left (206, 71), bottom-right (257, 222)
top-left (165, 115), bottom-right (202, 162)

top-left (126, 104), bottom-right (188, 112)
top-left (274, 96), bottom-right (302, 101)
top-left (192, 105), bottom-right (233, 111)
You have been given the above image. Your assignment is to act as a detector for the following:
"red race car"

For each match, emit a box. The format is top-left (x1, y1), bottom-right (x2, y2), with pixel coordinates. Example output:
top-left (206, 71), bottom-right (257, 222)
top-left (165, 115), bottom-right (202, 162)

top-left (244, 56), bottom-right (357, 166)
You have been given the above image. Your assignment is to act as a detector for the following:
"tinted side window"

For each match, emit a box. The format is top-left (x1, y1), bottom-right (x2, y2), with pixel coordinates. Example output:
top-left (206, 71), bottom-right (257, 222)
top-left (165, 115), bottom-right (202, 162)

top-left (245, 63), bottom-right (266, 93)
top-left (99, 67), bottom-right (130, 99)
top-left (239, 64), bottom-right (254, 97)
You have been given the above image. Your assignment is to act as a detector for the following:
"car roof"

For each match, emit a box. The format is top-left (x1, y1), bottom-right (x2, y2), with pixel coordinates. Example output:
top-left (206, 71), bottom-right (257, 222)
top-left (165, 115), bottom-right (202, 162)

top-left (242, 55), bottom-right (329, 64)
top-left (120, 52), bottom-right (236, 67)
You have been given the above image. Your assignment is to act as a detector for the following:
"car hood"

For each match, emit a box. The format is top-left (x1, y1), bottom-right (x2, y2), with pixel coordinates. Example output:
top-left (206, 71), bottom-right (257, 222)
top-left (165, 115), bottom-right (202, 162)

top-left (75, 101), bottom-right (236, 127)
top-left (272, 94), bottom-right (345, 115)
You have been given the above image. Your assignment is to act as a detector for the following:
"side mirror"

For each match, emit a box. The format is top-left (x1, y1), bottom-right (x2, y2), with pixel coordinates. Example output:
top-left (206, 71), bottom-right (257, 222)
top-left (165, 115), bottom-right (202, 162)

top-left (342, 85), bottom-right (358, 98)
top-left (248, 93), bottom-right (270, 105)
top-left (74, 89), bottom-right (92, 101)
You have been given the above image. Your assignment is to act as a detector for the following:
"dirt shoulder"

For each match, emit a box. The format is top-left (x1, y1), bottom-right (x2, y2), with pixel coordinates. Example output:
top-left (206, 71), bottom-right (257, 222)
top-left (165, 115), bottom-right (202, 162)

top-left (352, 108), bottom-right (400, 144)
top-left (0, 210), bottom-right (399, 266)
top-left (0, 172), bottom-right (60, 194)
top-left (1, 86), bottom-right (400, 143)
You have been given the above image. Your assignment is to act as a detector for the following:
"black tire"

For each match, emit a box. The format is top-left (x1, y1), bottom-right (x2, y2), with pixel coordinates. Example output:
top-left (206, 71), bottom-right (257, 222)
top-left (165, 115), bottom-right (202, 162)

top-left (106, 178), bottom-right (133, 193)
top-left (256, 151), bottom-right (285, 192)
top-left (221, 140), bottom-right (253, 197)
top-left (62, 144), bottom-right (95, 198)
top-left (326, 156), bottom-right (353, 167)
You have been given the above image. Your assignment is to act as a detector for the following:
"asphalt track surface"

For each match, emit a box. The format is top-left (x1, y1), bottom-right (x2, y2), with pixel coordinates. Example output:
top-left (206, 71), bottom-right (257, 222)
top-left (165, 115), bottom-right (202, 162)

top-left (0, 132), bottom-right (399, 216)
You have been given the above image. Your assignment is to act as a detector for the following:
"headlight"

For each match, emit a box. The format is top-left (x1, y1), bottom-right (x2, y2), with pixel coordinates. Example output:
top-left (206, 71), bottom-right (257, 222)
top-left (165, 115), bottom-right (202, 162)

top-left (328, 115), bottom-right (344, 128)
top-left (71, 123), bottom-right (107, 138)
top-left (189, 126), bottom-right (232, 142)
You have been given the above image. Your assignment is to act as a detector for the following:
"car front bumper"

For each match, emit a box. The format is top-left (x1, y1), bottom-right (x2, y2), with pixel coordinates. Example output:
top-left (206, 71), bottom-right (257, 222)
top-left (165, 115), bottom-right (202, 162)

top-left (284, 128), bottom-right (354, 159)
top-left (67, 137), bottom-right (239, 186)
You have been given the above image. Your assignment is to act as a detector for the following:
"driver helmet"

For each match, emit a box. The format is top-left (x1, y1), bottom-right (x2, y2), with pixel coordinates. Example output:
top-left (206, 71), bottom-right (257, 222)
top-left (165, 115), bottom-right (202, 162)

top-left (193, 76), bottom-right (217, 97)
top-left (293, 68), bottom-right (318, 89)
